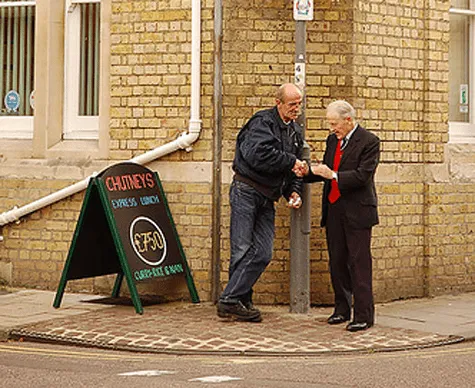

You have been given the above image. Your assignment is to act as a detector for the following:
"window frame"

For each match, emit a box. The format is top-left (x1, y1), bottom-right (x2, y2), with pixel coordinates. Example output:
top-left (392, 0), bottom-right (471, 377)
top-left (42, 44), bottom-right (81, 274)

top-left (0, 0), bottom-right (110, 159)
top-left (0, 0), bottom-right (36, 139)
top-left (449, 5), bottom-right (475, 143)
top-left (63, 0), bottom-right (100, 140)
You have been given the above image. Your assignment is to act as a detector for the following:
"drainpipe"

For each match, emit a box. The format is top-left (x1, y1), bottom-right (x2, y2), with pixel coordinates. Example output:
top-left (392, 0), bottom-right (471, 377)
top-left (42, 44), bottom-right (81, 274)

top-left (0, 0), bottom-right (202, 227)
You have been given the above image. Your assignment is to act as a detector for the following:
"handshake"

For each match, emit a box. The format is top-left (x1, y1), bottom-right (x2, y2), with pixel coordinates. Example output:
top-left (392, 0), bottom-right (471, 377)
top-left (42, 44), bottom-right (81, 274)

top-left (292, 159), bottom-right (334, 180)
top-left (292, 159), bottom-right (309, 178)
top-left (287, 159), bottom-right (333, 210)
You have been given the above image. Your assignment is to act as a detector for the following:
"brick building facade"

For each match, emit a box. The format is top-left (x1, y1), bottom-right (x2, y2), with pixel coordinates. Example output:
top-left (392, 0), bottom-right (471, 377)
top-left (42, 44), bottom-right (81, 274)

top-left (0, 0), bottom-right (474, 305)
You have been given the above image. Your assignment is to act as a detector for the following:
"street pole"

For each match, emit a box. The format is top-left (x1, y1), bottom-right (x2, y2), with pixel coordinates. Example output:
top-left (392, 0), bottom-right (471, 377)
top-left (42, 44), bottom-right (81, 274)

top-left (290, 0), bottom-right (312, 313)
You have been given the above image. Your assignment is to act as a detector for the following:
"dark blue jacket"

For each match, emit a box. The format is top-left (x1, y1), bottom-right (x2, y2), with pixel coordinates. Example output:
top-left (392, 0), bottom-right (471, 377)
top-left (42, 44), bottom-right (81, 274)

top-left (232, 107), bottom-right (304, 201)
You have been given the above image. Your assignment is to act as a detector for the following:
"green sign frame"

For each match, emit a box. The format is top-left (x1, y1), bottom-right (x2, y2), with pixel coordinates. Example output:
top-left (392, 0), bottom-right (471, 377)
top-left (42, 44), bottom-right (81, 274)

top-left (53, 163), bottom-right (200, 314)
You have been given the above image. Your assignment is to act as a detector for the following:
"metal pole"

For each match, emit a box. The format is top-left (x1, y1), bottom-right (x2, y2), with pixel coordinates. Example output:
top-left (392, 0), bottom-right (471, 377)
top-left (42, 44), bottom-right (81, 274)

top-left (290, 14), bottom-right (311, 313)
top-left (211, 0), bottom-right (223, 303)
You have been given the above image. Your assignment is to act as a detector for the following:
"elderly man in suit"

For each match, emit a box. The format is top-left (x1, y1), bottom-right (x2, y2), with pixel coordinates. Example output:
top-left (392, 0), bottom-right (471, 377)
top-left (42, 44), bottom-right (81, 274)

top-left (304, 100), bottom-right (380, 332)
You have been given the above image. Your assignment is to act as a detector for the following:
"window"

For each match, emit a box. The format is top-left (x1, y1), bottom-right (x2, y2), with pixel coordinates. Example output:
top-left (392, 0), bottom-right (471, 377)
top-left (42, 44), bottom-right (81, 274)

top-left (64, 0), bottom-right (100, 140)
top-left (0, 0), bottom-right (35, 139)
top-left (449, 1), bottom-right (475, 142)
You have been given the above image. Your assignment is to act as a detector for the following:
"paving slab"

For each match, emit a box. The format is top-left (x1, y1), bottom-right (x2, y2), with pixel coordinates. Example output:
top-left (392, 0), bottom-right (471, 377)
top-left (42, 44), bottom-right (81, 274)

top-left (3, 289), bottom-right (475, 355)
top-left (0, 289), bottom-right (112, 340)
top-left (8, 301), bottom-right (463, 356)
top-left (376, 292), bottom-right (475, 339)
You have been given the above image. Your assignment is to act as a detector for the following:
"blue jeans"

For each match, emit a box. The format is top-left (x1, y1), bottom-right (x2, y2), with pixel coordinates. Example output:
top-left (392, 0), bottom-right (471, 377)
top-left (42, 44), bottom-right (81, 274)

top-left (220, 180), bottom-right (275, 304)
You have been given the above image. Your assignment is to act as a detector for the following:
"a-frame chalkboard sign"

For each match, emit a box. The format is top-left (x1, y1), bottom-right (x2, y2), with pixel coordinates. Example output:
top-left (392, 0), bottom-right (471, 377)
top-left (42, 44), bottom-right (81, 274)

top-left (53, 162), bottom-right (200, 314)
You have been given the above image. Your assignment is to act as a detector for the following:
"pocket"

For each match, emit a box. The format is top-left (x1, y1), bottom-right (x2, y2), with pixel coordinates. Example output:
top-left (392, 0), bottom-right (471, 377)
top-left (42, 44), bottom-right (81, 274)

top-left (233, 181), bottom-right (257, 202)
top-left (235, 180), bottom-right (253, 192)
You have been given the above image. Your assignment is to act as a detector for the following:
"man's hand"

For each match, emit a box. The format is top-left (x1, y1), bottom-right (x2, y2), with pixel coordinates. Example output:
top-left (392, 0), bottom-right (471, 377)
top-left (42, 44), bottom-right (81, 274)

top-left (288, 192), bottom-right (302, 209)
top-left (292, 159), bottom-right (309, 177)
top-left (311, 164), bottom-right (334, 180)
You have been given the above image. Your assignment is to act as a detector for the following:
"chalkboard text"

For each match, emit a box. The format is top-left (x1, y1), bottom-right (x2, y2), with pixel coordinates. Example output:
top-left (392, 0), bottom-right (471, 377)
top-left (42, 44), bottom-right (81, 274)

top-left (133, 263), bottom-right (184, 281)
top-left (139, 195), bottom-right (160, 206)
top-left (111, 197), bottom-right (138, 209)
top-left (105, 173), bottom-right (155, 192)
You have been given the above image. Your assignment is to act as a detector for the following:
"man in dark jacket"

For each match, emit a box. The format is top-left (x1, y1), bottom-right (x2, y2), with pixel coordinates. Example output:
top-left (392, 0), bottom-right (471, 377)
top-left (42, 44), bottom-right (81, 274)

top-left (305, 100), bottom-right (380, 332)
top-left (217, 83), bottom-right (306, 322)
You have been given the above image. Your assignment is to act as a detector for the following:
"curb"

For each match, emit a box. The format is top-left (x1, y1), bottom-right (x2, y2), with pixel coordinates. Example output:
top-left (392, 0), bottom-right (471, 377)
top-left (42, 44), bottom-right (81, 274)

top-left (0, 328), bottom-right (9, 342)
top-left (8, 329), bottom-right (466, 357)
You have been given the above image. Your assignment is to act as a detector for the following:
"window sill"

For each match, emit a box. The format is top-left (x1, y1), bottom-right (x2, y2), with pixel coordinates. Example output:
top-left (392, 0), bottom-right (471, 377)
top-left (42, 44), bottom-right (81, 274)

top-left (449, 122), bottom-right (475, 144)
top-left (46, 139), bottom-right (104, 159)
top-left (448, 134), bottom-right (475, 144)
top-left (0, 139), bottom-right (33, 158)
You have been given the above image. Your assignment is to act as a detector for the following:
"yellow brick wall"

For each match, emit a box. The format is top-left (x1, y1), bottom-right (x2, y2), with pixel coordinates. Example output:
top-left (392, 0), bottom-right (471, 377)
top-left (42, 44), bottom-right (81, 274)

top-left (109, 0), bottom-right (214, 161)
top-left (425, 183), bottom-right (475, 295)
top-left (351, 0), bottom-right (449, 164)
top-left (219, 0), bottom-right (475, 305)
top-left (0, 180), bottom-right (82, 289)
top-left (220, 0), bottom-right (299, 303)
top-left (373, 181), bottom-right (426, 301)
top-left (0, 179), bottom-right (212, 298)
top-left (1, 0), bottom-right (475, 306)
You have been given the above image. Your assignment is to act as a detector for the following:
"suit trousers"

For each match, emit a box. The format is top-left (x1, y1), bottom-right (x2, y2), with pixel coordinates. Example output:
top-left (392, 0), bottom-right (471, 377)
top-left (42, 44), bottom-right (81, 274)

top-left (325, 200), bottom-right (374, 324)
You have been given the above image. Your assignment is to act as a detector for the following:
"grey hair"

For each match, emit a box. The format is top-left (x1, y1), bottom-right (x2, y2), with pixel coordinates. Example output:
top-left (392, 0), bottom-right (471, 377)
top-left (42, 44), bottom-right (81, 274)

top-left (327, 100), bottom-right (356, 121)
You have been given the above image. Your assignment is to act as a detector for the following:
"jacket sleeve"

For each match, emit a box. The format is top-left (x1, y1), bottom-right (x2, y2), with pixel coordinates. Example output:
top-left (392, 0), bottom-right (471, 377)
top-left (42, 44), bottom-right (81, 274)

top-left (239, 116), bottom-right (296, 175)
top-left (303, 161), bottom-right (325, 183)
top-left (282, 177), bottom-right (303, 200)
top-left (282, 130), bottom-right (305, 199)
top-left (338, 135), bottom-right (380, 191)
top-left (304, 137), bottom-right (330, 184)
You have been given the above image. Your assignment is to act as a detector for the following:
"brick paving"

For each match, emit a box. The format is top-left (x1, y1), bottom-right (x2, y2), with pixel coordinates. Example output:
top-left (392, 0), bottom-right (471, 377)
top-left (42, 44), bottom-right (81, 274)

top-left (10, 302), bottom-right (463, 356)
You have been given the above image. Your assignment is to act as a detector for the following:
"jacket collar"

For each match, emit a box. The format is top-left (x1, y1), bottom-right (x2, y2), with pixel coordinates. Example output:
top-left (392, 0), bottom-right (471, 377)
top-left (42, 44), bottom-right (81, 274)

top-left (340, 124), bottom-right (362, 164)
top-left (272, 106), bottom-right (293, 130)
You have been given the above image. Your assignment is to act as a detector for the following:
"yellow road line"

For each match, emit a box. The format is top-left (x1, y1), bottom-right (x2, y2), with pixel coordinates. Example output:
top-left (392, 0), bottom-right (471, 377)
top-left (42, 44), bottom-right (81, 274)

top-left (299, 346), bottom-right (475, 365)
top-left (0, 343), bottom-right (473, 363)
top-left (0, 344), bottom-right (161, 361)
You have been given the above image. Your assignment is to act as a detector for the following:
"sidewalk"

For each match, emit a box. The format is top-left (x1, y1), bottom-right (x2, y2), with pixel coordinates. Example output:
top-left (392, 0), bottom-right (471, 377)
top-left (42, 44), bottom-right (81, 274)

top-left (1, 288), bottom-right (474, 356)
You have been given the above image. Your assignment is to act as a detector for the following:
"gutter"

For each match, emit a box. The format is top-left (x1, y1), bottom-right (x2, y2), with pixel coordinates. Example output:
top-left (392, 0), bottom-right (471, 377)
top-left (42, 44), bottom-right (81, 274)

top-left (0, 0), bottom-right (202, 227)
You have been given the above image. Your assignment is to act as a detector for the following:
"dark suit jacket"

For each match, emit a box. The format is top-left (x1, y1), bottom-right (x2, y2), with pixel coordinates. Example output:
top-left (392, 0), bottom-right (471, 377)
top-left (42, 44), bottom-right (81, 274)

top-left (305, 124), bottom-right (380, 229)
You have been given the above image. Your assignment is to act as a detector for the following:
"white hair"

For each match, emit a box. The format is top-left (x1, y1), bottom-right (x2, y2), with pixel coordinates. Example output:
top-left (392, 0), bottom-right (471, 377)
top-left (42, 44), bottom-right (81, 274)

top-left (327, 100), bottom-right (356, 121)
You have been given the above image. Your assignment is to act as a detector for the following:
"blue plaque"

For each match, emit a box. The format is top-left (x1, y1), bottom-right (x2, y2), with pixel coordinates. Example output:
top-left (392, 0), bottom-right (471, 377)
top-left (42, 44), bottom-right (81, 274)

top-left (4, 90), bottom-right (20, 112)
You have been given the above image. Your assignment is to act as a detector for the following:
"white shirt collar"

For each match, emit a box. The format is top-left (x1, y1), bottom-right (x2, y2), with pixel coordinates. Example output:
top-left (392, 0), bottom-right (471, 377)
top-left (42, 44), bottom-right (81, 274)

top-left (344, 123), bottom-right (358, 142)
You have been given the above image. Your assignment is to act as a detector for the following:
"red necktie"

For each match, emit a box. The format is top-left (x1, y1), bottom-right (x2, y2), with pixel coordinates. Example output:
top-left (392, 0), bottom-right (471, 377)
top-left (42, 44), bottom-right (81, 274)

top-left (328, 139), bottom-right (343, 204)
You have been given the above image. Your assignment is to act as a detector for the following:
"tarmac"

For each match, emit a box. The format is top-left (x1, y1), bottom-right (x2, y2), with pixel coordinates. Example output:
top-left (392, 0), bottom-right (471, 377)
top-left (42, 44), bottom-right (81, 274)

top-left (1, 288), bottom-right (475, 356)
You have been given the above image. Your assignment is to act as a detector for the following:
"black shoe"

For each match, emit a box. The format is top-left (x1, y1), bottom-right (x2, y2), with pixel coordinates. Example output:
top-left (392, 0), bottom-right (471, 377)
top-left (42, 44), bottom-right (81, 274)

top-left (217, 301), bottom-right (261, 322)
top-left (327, 314), bottom-right (350, 325)
top-left (243, 302), bottom-right (262, 322)
top-left (346, 321), bottom-right (373, 332)
top-left (243, 301), bottom-right (261, 314)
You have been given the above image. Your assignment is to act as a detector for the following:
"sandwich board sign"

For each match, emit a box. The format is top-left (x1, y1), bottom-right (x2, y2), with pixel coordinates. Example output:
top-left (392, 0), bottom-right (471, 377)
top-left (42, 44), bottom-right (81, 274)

top-left (53, 162), bottom-right (200, 314)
